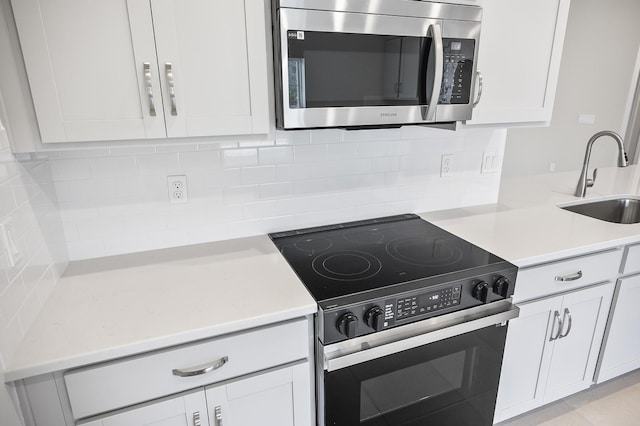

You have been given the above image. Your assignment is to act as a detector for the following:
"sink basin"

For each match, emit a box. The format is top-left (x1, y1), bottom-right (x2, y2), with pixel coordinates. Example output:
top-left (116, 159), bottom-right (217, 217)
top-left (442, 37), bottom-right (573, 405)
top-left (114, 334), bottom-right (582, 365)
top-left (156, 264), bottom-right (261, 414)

top-left (560, 196), bottom-right (640, 224)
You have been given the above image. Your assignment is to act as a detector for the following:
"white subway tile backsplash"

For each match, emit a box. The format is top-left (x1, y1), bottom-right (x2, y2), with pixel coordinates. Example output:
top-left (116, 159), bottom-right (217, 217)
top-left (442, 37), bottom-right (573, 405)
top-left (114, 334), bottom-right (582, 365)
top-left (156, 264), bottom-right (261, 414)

top-left (0, 278), bottom-right (26, 327)
top-left (223, 185), bottom-right (260, 204)
top-left (135, 153), bottom-right (181, 176)
top-left (156, 144), bottom-right (198, 153)
top-left (0, 184), bottom-right (16, 218)
top-left (275, 130), bottom-right (310, 145)
top-left (310, 129), bottom-right (343, 144)
top-left (89, 156), bottom-right (137, 178)
top-left (342, 127), bottom-right (402, 142)
top-left (326, 143), bottom-right (358, 159)
top-left (56, 148), bottom-right (111, 159)
top-left (50, 158), bottom-right (92, 181)
top-left (309, 158), bottom-right (371, 178)
top-left (221, 148), bottom-right (258, 168)
top-left (48, 127), bottom-right (506, 262)
top-left (109, 145), bottom-right (156, 156)
top-left (258, 146), bottom-right (294, 165)
top-left (372, 157), bottom-right (401, 173)
top-left (276, 163), bottom-right (310, 181)
top-left (259, 182), bottom-right (294, 200)
top-left (75, 216), bottom-right (124, 239)
top-left (179, 150), bottom-right (221, 170)
top-left (241, 166), bottom-right (278, 186)
top-left (294, 144), bottom-right (327, 162)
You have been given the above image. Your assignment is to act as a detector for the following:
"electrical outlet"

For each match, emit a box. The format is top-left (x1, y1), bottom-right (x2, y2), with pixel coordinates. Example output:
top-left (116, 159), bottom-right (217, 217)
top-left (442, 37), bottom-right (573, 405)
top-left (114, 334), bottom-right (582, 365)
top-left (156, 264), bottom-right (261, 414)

top-left (167, 175), bottom-right (188, 204)
top-left (481, 152), bottom-right (500, 174)
top-left (441, 154), bottom-right (454, 177)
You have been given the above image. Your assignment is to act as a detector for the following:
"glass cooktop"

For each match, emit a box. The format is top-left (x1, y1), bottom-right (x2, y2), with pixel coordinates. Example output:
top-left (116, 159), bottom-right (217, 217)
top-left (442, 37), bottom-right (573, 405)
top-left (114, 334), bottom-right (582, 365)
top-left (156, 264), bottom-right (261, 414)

top-left (269, 214), bottom-right (505, 303)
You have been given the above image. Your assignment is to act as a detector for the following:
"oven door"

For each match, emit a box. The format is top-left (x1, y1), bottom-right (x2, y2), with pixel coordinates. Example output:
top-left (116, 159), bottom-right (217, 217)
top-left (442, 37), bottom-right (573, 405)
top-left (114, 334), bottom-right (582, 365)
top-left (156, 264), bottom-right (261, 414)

top-left (274, 7), bottom-right (480, 129)
top-left (319, 301), bottom-right (518, 426)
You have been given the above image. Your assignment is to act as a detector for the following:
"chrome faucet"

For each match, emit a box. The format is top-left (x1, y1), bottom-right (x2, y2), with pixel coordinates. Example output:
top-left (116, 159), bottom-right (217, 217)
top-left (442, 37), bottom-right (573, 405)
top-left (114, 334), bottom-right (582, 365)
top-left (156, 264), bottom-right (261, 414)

top-left (575, 130), bottom-right (629, 197)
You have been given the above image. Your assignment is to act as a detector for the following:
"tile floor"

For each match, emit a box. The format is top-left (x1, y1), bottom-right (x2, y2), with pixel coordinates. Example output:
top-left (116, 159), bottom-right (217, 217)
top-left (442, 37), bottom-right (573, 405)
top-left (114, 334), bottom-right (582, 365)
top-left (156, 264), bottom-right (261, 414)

top-left (497, 369), bottom-right (640, 425)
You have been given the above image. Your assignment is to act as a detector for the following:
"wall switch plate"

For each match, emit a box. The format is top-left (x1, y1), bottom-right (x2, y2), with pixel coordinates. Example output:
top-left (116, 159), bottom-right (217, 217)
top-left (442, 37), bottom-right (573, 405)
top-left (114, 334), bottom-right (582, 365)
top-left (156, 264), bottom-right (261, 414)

top-left (440, 154), bottom-right (454, 177)
top-left (481, 152), bottom-right (501, 174)
top-left (167, 175), bottom-right (188, 204)
top-left (0, 218), bottom-right (23, 269)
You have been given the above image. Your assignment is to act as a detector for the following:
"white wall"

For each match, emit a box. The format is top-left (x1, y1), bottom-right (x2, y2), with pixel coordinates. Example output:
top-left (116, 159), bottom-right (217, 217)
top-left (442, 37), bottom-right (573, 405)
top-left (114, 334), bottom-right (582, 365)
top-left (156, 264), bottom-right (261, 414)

top-left (47, 126), bottom-right (507, 260)
top-left (502, 0), bottom-right (640, 177)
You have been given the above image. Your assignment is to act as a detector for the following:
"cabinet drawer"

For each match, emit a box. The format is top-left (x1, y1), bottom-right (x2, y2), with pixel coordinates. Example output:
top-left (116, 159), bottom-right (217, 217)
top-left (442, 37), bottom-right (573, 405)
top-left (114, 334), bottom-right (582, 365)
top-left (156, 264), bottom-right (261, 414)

top-left (621, 243), bottom-right (640, 275)
top-left (514, 249), bottom-right (622, 303)
top-left (64, 318), bottom-right (309, 420)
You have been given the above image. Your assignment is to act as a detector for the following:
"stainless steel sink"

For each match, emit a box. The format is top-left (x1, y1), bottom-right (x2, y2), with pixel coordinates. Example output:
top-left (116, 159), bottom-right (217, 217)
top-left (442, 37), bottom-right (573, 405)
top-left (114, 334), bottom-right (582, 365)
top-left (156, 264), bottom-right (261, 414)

top-left (560, 196), bottom-right (640, 224)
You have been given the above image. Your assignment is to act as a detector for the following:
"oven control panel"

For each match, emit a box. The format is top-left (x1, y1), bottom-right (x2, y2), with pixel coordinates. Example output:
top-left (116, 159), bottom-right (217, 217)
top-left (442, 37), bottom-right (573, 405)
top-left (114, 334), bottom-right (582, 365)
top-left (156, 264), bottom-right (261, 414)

top-left (395, 285), bottom-right (462, 320)
top-left (320, 269), bottom-right (517, 344)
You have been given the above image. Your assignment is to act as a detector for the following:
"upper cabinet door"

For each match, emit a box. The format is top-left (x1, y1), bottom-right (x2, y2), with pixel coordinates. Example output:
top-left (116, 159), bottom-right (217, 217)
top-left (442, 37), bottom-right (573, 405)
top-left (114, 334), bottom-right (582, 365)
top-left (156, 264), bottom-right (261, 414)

top-left (466, 0), bottom-right (571, 126)
top-left (11, 0), bottom-right (270, 144)
top-left (11, 0), bottom-right (166, 143)
top-left (150, 0), bottom-right (270, 138)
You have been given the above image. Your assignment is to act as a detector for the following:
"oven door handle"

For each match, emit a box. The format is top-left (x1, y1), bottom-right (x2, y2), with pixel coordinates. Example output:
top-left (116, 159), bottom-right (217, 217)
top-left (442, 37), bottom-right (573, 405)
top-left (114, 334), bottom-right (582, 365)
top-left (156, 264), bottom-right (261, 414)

top-left (324, 302), bottom-right (519, 372)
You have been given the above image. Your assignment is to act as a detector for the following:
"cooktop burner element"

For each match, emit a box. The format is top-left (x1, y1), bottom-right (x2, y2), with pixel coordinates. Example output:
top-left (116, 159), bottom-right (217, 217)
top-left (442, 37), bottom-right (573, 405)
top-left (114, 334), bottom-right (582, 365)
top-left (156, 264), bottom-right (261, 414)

top-left (386, 236), bottom-right (463, 267)
top-left (270, 214), bottom-right (518, 344)
top-left (312, 250), bottom-right (382, 281)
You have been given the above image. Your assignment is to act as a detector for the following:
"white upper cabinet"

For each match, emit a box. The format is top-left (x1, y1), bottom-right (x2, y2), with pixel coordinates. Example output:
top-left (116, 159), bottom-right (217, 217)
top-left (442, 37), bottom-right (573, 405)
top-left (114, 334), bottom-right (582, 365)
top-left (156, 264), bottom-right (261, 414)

top-left (11, 0), bottom-right (270, 143)
top-left (466, 0), bottom-right (570, 126)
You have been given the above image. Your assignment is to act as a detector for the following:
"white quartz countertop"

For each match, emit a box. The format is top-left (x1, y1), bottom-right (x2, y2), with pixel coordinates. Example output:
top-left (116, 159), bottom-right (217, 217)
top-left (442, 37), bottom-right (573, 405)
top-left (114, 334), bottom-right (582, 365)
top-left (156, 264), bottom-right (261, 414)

top-left (422, 165), bottom-right (640, 267)
top-left (3, 235), bottom-right (316, 382)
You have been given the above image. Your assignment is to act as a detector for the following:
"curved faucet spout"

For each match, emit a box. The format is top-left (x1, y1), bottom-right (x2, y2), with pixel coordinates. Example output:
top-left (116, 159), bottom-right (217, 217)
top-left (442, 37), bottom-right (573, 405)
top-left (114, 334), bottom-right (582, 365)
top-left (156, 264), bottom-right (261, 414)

top-left (574, 130), bottom-right (628, 198)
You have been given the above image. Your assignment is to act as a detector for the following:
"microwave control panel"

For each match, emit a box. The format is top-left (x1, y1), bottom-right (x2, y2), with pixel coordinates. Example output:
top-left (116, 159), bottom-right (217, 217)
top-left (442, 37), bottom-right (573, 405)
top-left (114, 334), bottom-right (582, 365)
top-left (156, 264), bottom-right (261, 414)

top-left (439, 38), bottom-right (475, 105)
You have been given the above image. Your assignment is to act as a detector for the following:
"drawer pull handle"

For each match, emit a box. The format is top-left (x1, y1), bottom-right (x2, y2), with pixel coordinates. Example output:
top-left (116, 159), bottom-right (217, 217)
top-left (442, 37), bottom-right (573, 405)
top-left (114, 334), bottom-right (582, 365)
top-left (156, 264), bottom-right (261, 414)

top-left (555, 271), bottom-right (583, 282)
top-left (172, 356), bottom-right (229, 377)
top-left (549, 310), bottom-right (563, 341)
top-left (214, 406), bottom-right (223, 426)
top-left (559, 308), bottom-right (573, 339)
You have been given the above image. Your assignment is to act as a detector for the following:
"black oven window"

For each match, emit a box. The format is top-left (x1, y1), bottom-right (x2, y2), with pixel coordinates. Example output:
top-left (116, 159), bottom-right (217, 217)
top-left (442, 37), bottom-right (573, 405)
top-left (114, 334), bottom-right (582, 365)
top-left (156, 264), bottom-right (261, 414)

top-left (360, 351), bottom-right (466, 422)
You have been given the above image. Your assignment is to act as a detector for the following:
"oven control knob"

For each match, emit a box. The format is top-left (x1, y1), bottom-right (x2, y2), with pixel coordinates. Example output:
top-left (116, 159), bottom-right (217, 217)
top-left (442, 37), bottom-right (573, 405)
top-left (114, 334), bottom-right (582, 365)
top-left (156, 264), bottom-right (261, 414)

top-left (493, 276), bottom-right (512, 298)
top-left (473, 281), bottom-right (491, 304)
top-left (365, 306), bottom-right (385, 331)
top-left (337, 313), bottom-right (358, 339)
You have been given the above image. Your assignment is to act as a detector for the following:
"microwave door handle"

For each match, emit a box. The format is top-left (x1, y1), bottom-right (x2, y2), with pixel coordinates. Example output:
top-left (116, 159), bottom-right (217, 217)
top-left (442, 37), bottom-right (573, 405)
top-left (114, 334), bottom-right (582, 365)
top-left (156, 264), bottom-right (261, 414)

top-left (423, 23), bottom-right (443, 121)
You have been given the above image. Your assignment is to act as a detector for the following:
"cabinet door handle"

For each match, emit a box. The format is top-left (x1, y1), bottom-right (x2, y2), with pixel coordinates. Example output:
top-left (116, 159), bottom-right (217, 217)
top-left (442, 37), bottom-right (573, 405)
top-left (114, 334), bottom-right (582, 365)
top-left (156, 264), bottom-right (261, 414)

top-left (214, 406), bottom-right (223, 426)
top-left (193, 411), bottom-right (201, 426)
top-left (473, 70), bottom-right (483, 107)
top-left (165, 63), bottom-right (177, 116)
top-left (549, 310), bottom-right (563, 341)
top-left (555, 271), bottom-right (583, 282)
top-left (172, 356), bottom-right (228, 377)
top-left (559, 308), bottom-right (573, 339)
top-left (143, 62), bottom-right (157, 117)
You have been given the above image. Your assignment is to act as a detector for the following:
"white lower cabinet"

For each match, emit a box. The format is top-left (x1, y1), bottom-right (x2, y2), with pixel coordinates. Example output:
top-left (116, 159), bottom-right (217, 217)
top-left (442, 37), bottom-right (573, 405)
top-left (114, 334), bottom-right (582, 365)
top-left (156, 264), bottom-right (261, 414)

top-left (205, 363), bottom-right (311, 426)
top-left (17, 318), bottom-right (314, 426)
top-left (81, 363), bottom-right (311, 426)
top-left (81, 390), bottom-right (208, 426)
top-left (597, 275), bottom-right (640, 383)
top-left (494, 282), bottom-right (615, 423)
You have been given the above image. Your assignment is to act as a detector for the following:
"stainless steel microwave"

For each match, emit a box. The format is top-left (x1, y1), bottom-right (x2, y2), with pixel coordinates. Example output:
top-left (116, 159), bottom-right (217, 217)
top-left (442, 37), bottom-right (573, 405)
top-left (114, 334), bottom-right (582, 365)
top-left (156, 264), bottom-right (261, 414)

top-left (272, 0), bottom-right (483, 130)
